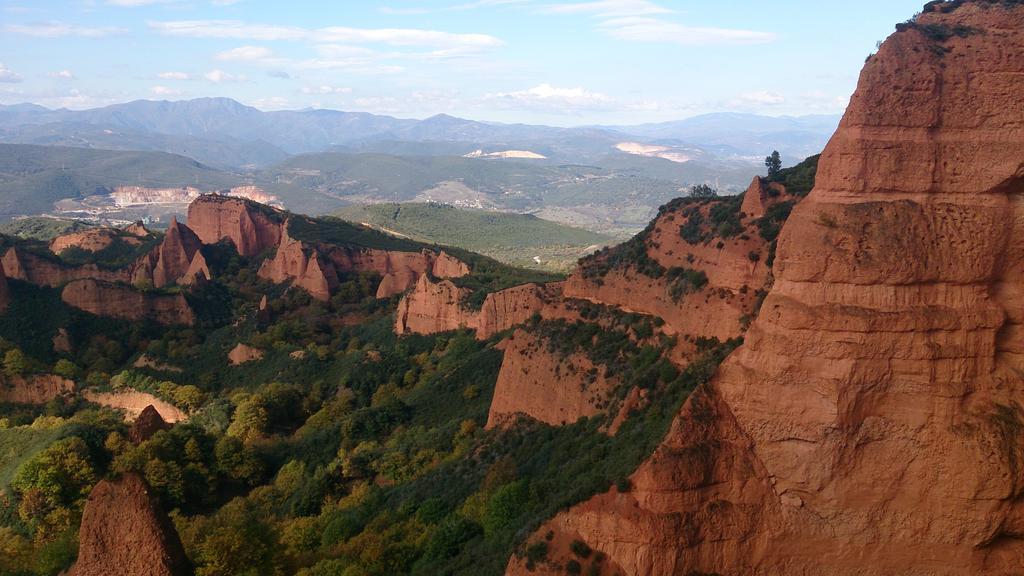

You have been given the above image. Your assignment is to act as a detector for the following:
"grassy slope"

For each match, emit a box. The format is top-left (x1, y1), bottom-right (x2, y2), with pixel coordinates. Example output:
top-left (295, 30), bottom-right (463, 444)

top-left (0, 144), bottom-right (243, 219)
top-left (333, 203), bottom-right (612, 271)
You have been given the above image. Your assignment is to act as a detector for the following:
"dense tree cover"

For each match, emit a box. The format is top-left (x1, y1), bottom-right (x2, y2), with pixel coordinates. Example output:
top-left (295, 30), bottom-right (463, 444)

top-left (0, 200), bottom-right (750, 575)
top-left (333, 202), bottom-right (613, 272)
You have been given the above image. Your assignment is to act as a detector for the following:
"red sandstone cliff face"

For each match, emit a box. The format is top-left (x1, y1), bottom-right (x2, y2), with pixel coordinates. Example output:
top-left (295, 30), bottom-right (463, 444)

top-left (68, 473), bottom-right (192, 576)
top-left (476, 283), bottom-right (560, 340)
top-left (152, 218), bottom-right (206, 288)
top-left (0, 259), bottom-right (8, 312)
top-left (395, 274), bottom-right (476, 335)
top-left (3, 220), bottom-right (208, 291)
top-left (0, 374), bottom-right (75, 404)
top-left (257, 218), bottom-right (471, 302)
top-left (508, 4), bottom-right (1024, 574)
top-left (486, 329), bottom-right (615, 429)
top-left (257, 223), bottom-right (338, 301)
top-left (49, 227), bottom-right (140, 255)
top-left (432, 250), bottom-right (470, 278)
top-left (62, 279), bottom-right (195, 326)
top-left (129, 405), bottom-right (172, 444)
top-left (187, 194), bottom-right (283, 257)
top-left (2, 246), bottom-right (132, 287)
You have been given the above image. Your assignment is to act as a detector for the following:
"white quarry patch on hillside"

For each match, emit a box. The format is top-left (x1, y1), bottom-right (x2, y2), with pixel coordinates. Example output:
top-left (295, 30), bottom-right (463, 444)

top-left (615, 141), bottom-right (692, 163)
top-left (464, 149), bottom-right (547, 160)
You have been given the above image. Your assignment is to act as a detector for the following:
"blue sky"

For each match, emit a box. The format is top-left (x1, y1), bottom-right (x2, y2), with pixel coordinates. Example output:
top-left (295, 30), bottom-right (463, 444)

top-left (0, 0), bottom-right (925, 124)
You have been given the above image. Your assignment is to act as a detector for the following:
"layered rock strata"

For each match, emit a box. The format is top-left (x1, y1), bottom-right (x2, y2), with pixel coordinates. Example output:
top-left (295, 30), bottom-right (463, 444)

top-left (508, 4), bottom-right (1024, 574)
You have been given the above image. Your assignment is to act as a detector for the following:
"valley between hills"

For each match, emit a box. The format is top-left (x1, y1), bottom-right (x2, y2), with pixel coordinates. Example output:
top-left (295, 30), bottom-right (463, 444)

top-left (1, 1), bottom-right (1024, 576)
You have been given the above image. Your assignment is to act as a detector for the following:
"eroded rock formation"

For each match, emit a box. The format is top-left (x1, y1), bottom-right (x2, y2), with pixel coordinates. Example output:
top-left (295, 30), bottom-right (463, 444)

top-left (62, 279), bottom-right (195, 326)
top-left (0, 374), bottom-right (75, 404)
top-left (486, 329), bottom-right (615, 429)
top-left (258, 224), bottom-right (338, 301)
top-left (129, 405), bottom-right (172, 444)
top-left (68, 473), bottom-right (192, 576)
top-left (151, 218), bottom-right (207, 288)
top-left (0, 258), bottom-right (8, 312)
top-left (49, 227), bottom-right (140, 255)
top-left (508, 4), bottom-right (1024, 574)
top-left (395, 275), bottom-right (475, 335)
top-left (2, 245), bottom-right (132, 287)
top-left (187, 194), bottom-right (283, 257)
top-left (83, 389), bottom-right (187, 423)
top-left (228, 343), bottom-right (265, 365)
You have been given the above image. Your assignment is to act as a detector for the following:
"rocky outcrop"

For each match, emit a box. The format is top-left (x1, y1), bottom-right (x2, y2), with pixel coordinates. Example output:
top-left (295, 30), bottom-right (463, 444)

top-left (509, 4), bottom-right (1024, 575)
top-left (258, 224), bottom-right (337, 301)
top-left (486, 329), bottom-right (615, 429)
top-left (0, 258), bottom-right (8, 313)
top-left (0, 374), bottom-right (74, 404)
top-left (68, 473), bottom-right (192, 576)
top-left (62, 279), bottom-right (195, 326)
top-left (179, 249), bottom-right (210, 286)
top-left (129, 405), bottom-right (172, 444)
top-left (395, 275), bottom-right (475, 335)
top-left (49, 227), bottom-right (138, 255)
top-left (739, 175), bottom-right (786, 220)
top-left (82, 389), bottom-right (186, 423)
top-left (432, 250), bottom-right (470, 278)
top-left (151, 218), bottom-right (206, 288)
top-left (187, 194), bottom-right (283, 257)
top-left (2, 246), bottom-right (132, 287)
top-left (228, 343), bottom-right (264, 365)
top-left (52, 328), bottom-right (72, 353)
top-left (476, 283), bottom-right (557, 340)
top-left (3, 221), bottom-right (208, 290)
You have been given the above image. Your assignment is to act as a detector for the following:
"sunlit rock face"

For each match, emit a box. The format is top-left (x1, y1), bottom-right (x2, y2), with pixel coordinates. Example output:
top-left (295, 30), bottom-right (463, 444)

top-left (507, 3), bottom-right (1024, 575)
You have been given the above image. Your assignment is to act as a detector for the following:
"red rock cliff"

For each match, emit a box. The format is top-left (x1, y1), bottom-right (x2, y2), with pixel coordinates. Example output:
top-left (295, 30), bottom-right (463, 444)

top-left (187, 194), bottom-right (283, 257)
top-left (486, 329), bottom-right (616, 429)
top-left (508, 4), bottom-right (1024, 575)
top-left (394, 274), bottom-right (476, 335)
top-left (151, 218), bottom-right (207, 288)
top-left (258, 223), bottom-right (338, 301)
top-left (0, 258), bottom-right (8, 312)
top-left (62, 279), bottom-right (195, 326)
top-left (68, 473), bottom-right (192, 576)
top-left (2, 246), bottom-right (132, 287)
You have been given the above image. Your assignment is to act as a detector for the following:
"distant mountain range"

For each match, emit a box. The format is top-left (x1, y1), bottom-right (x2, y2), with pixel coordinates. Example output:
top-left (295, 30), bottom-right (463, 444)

top-left (0, 98), bottom-right (839, 169)
top-left (0, 98), bottom-right (840, 233)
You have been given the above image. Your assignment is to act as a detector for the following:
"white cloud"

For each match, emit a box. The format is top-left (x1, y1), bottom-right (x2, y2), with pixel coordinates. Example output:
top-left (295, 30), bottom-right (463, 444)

top-left (203, 69), bottom-right (245, 83)
top-left (301, 85), bottom-right (352, 95)
top-left (487, 83), bottom-right (613, 112)
top-left (0, 63), bottom-right (23, 83)
top-left (599, 17), bottom-right (776, 45)
top-left (542, 0), bottom-right (670, 17)
top-left (249, 96), bottom-right (289, 110)
top-left (48, 70), bottom-right (75, 79)
top-left (216, 45), bottom-right (275, 61)
top-left (158, 71), bottom-right (190, 80)
top-left (107, 0), bottom-right (179, 5)
top-left (266, 69), bottom-right (291, 79)
top-left (4, 21), bottom-right (126, 37)
top-left (541, 2), bottom-right (775, 46)
top-left (734, 90), bottom-right (785, 106)
top-left (150, 85), bottom-right (183, 96)
top-left (150, 20), bottom-right (503, 48)
top-left (381, 0), bottom-right (530, 14)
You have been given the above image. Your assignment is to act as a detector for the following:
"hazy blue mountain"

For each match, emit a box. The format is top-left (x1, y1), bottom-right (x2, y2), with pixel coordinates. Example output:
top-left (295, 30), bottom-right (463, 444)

top-left (609, 112), bottom-right (841, 161)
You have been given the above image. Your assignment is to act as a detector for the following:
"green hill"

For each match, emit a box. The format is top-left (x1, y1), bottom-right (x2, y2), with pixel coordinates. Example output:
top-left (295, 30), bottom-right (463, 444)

top-left (334, 202), bottom-right (613, 271)
top-left (0, 144), bottom-right (243, 219)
